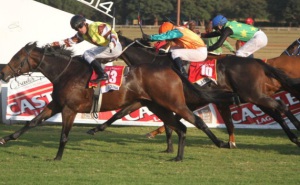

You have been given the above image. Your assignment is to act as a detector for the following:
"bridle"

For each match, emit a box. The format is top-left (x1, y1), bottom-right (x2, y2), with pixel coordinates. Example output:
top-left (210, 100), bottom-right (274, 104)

top-left (7, 45), bottom-right (73, 83)
top-left (284, 39), bottom-right (300, 56)
top-left (8, 45), bottom-right (45, 78)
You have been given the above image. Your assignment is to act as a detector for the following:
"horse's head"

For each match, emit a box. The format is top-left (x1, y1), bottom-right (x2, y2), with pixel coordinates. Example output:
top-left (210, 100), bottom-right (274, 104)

top-left (0, 42), bottom-right (41, 82)
top-left (281, 38), bottom-right (300, 56)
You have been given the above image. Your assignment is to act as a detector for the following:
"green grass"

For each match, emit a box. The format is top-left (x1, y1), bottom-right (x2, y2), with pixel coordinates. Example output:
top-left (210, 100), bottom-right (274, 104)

top-left (0, 124), bottom-right (299, 185)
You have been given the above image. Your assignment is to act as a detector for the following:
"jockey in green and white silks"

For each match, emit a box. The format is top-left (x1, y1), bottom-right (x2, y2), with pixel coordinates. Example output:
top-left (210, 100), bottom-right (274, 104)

top-left (202, 15), bottom-right (268, 57)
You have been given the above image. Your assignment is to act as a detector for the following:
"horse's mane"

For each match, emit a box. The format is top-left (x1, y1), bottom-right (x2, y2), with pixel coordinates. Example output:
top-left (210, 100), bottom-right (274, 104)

top-left (27, 41), bottom-right (75, 58)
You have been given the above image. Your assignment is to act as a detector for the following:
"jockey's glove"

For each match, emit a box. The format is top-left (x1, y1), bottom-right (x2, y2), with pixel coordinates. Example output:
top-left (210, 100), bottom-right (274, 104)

top-left (142, 34), bottom-right (150, 41)
top-left (109, 42), bottom-right (115, 50)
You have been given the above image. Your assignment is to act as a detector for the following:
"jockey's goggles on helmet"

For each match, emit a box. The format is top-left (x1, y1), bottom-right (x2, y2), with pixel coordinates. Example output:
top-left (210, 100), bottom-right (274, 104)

top-left (75, 22), bottom-right (85, 31)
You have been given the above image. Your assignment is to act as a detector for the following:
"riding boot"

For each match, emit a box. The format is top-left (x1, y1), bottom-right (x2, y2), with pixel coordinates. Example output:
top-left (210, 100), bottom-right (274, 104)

top-left (173, 57), bottom-right (188, 78)
top-left (90, 60), bottom-right (108, 82)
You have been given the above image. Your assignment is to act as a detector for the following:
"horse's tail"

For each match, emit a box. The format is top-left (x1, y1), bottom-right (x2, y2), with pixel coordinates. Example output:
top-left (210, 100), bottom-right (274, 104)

top-left (171, 66), bottom-right (235, 104)
top-left (257, 58), bottom-right (300, 99)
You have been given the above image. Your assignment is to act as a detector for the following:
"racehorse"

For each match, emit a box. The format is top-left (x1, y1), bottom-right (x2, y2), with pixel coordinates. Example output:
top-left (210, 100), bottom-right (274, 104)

top-left (281, 38), bottom-right (300, 56)
top-left (146, 36), bottom-right (300, 144)
top-left (0, 42), bottom-right (233, 161)
top-left (87, 35), bottom-right (300, 151)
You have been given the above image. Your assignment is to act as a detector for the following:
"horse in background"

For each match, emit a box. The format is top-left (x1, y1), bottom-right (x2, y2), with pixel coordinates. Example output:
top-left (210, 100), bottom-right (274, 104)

top-left (88, 35), bottom-right (300, 151)
top-left (147, 36), bottom-right (300, 140)
top-left (0, 42), bottom-right (234, 161)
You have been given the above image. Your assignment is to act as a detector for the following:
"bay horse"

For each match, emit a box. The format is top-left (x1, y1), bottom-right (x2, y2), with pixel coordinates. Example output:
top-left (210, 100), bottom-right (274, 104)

top-left (0, 42), bottom-right (233, 161)
top-left (87, 35), bottom-right (300, 151)
top-left (146, 37), bottom-right (300, 144)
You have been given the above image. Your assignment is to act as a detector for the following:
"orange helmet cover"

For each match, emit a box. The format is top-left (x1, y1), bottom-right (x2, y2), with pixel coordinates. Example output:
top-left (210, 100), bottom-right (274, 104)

top-left (159, 22), bottom-right (174, 34)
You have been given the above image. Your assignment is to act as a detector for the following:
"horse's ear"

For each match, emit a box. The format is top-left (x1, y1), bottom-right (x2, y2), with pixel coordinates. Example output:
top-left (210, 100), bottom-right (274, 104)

top-left (117, 30), bottom-right (122, 36)
top-left (25, 41), bottom-right (37, 50)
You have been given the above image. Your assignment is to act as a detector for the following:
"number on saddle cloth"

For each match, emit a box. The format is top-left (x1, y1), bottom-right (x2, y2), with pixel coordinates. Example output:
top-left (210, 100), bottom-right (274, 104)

top-left (89, 66), bottom-right (129, 92)
top-left (188, 59), bottom-right (217, 86)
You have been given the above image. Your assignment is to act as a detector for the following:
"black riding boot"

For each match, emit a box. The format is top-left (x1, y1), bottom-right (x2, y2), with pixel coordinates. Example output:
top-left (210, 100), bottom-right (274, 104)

top-left (90, 60), bottom-right (108, 82)
top-left (173, 57), bottom-right (188, 78)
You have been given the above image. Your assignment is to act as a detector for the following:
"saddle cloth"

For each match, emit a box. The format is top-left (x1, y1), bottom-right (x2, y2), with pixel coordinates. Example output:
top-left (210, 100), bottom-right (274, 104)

top-left (188, 59), bottom-right (217, 86)
top-left (89, 66), bottom-right (128, 93)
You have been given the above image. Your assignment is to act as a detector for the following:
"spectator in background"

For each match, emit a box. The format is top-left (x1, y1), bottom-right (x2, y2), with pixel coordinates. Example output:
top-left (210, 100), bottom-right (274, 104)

top-left (236, 17), bottom-right (254, 58)
top-left (188, 20), bottom-right (201, 36)
top-left (202, 21), bottom-right (235, 55)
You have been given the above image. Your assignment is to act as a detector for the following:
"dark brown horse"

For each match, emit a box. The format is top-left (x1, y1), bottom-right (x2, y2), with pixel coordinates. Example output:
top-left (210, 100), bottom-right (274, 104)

top-left (146, 38), bottom-right (300, 140)
top-left (88, 35), bottom-right (300, 151)
top-left (0, 42), bottom-right (234, 161)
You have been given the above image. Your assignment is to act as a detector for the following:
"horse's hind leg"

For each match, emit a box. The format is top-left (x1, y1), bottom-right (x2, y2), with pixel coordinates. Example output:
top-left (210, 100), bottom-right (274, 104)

top-left (173, 105), bottom-right (229, 148)
top-left (283, 108), bottom-right (300, 131)
top-left (87, 102), bottom-right (142, 135)
top-left (0, 101), bottom-right (61, 145)
top-left (256, 99), bottom-right (300, 147)
top-left (216, 103), bottom-right (237, 148)
top-left (145, 126), bottom-right (165, 138)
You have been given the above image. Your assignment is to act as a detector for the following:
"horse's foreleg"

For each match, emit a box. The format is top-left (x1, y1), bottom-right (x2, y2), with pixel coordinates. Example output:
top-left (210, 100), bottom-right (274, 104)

top-left (216, 103), bottom-right (237, 148)
top-left (146, 103), bottom-right (187, 160)
top-left (164, 125), bottom-right (174, 153)
top-left (175, 105), bottom-right (229, 148)
top-left (0, 101), bottom-right (60, 145)
top-left (54, 106), bottom-right (77, 160)
top-left (145, 126), bottom-right (166, 139)
top-left (193, 115), bottom-right (229, 148)
top-left (87, 102), bottom-right (142, 135)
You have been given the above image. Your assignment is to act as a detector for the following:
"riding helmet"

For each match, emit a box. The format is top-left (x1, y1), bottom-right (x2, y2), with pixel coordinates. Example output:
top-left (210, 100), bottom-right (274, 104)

top-left (159, 22), bottom-right (174, 34)
top-left (245, 17), bottom-right (254, 25)
top-left (70, 15), bottom-right (86, 29)
top-left (212, 15), bottom-right (228, 28)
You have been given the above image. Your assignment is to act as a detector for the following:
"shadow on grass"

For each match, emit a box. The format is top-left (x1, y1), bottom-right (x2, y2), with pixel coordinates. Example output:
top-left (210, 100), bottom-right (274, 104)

top-left (0, 124), bottom-right (299, 160)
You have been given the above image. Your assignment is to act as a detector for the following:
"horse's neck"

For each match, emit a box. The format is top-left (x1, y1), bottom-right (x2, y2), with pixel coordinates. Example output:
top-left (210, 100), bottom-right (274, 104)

top-left (122, 47), bottom-right (172, 66)
top-left (40, 55), bottom-right (89, 83)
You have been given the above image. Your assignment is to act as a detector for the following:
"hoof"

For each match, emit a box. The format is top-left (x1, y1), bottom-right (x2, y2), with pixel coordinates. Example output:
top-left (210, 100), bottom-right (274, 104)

top-left (169, 157), bottom-right (183, 162)
top-left (0, 138), bottom-right (6, 145)
top-left (229, 141), bottom-right (237, 149)
top-left (86, 129), bottom-right (96, 135)
top-left (160, 149), bottom-right (174, 153)
top-left (219, 141), bottom-right (230, 148)
top-left (146, 133), bottom-right (154, 139)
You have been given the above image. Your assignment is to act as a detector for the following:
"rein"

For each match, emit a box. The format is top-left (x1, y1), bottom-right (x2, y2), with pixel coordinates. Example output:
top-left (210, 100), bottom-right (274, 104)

top-left (284, 39), bottom-right (300, 56)
top-left (52, 56), bottom-right (73, 84)
top-left (120, 39), bottom-right (159, 64)
top-left (9, 45), bottom-right (73, 84)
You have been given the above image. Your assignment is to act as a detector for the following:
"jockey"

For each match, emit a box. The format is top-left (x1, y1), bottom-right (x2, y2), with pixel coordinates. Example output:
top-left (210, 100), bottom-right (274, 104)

top-left (202, 15), bottom-right (268, 57)
top-left (142, 22), bottom-right (207, 78)
top-left (51, 15), bottom-right (122, 82)
top-left (236, 17), bottom-right (255, 58)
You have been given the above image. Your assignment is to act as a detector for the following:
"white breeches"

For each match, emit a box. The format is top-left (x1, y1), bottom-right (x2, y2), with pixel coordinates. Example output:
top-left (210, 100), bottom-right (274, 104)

top-left (236, 30), bottom-right (268, 57)
top-left (83, 42), bottom-right (122, 63)
top-left (171, 47), bottom-right (208, 62)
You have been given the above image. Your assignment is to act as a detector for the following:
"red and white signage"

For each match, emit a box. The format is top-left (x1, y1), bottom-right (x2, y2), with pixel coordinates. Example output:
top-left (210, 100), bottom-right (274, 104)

top-left (2, 74), bottom-right (299, 129)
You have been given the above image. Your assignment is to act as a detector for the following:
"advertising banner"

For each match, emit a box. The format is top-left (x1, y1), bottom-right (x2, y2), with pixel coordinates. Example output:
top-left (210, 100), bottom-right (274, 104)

top-left (2, 75), bottom-right (299, 129)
